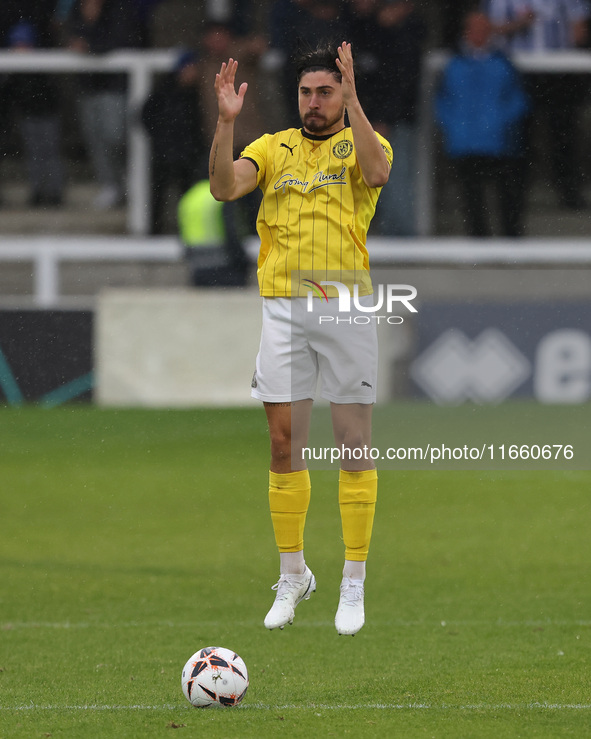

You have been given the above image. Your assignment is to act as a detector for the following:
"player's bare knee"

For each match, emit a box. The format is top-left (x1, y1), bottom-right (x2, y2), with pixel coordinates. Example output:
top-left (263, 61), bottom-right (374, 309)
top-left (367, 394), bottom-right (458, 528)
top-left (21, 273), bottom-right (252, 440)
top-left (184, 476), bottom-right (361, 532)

top-left (270, 431), bottom-right (291, 462)
top-left (339, 429), bottom-right (369, 453)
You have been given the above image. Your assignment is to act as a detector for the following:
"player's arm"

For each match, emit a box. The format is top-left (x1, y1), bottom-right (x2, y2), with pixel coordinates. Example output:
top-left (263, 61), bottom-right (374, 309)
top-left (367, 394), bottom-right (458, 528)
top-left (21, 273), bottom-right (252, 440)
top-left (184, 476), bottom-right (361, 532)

top-left (209, 59), bottom-right (258, 202)
top-left (336, 42), bottom-right (390, 188)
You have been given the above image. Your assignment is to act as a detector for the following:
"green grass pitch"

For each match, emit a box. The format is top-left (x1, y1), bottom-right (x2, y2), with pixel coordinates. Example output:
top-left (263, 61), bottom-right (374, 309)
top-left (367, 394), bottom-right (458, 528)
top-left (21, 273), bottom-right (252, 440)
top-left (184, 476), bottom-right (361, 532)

top-left (1, 405), bottom-right (590, 738)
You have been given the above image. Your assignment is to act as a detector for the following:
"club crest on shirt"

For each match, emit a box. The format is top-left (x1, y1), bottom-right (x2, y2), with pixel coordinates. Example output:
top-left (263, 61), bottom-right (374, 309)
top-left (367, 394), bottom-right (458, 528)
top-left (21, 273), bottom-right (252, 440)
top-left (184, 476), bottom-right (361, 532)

top-left (332, 140), bottom-right (354, 159)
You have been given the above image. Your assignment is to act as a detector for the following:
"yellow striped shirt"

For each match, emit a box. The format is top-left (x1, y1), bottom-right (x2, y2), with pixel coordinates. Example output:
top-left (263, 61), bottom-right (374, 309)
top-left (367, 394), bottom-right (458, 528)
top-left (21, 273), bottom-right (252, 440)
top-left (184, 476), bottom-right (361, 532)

top-left (241, 127), bottom-right (392, 297)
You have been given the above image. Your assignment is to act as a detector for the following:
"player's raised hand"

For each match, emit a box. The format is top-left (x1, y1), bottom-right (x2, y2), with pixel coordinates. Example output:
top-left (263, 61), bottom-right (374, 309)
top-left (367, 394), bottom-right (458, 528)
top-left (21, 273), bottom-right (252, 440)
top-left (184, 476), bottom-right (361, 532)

top-left (336, 42), bottom-right (358, 108)
top-left (214, 59), bottom-right (248, 122)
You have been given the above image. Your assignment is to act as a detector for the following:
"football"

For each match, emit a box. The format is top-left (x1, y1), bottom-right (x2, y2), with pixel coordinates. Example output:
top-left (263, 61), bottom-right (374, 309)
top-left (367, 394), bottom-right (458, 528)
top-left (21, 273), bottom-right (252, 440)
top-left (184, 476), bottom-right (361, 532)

top-left (181, 646), bottom-right (249, 708)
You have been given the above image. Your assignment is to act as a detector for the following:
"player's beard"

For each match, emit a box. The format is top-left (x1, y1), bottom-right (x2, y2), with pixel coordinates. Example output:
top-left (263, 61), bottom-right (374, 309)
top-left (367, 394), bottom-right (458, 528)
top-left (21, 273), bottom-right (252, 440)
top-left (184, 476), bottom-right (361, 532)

top-left (301, 105), bottom-right (345, 135)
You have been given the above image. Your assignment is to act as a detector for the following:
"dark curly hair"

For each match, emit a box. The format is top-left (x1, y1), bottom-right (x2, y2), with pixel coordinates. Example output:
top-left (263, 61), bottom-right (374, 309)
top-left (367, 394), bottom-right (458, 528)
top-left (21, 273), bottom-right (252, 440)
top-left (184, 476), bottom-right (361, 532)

top-left (295, 43), bottom-right (344, 84)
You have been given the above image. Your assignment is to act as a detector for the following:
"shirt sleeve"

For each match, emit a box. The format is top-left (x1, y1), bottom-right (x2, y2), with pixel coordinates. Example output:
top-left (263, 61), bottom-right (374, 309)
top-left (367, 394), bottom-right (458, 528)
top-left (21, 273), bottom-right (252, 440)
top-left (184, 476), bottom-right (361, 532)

top-left (375, 131), bottom-right (394, 168)
top-left (240, 134), bottom-right (270, 187)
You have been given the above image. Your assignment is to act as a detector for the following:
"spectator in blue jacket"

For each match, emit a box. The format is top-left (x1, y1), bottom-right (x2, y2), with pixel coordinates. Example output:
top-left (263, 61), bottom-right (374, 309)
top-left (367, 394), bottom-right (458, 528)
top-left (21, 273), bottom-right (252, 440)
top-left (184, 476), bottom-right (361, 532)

top-left (435, 11), bottom-right (530, 237)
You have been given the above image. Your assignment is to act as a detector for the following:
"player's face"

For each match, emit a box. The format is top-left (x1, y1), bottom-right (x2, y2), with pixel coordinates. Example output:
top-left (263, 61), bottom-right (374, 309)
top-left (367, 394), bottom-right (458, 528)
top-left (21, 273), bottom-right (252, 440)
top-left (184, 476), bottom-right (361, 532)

top-left (298, 71), bottom-right (345, 135)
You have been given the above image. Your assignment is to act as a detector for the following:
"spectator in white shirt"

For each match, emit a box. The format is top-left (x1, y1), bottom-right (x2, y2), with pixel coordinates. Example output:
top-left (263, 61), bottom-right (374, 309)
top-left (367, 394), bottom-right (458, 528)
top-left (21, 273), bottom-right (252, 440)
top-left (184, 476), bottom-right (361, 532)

top-left (482, 0), bottom-right (590, 209)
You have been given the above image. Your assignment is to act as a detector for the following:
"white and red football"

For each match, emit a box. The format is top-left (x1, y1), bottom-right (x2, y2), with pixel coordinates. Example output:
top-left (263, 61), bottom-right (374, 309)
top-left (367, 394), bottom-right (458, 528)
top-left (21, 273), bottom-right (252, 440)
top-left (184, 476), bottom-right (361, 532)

top-left (181, 646), bottom-right (249, 708)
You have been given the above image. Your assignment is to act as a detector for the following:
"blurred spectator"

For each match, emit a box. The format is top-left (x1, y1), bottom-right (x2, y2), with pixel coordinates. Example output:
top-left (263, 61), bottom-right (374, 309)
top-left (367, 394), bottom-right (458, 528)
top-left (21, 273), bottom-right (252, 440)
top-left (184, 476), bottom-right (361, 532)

top-left (349, 0), bottom-right (426, 236)
top-left (198, 21), bottom-right (267, 232)
top-left (435, 12), bottom-right (530, 237)
top-left (199, 21), bottom-right (267, 156)
top-left (133, 0), bottom-right (166, 47)
top-left (482, 0), bottom-right (591, 209)
top-left (441, 0), bottom-right (479, 49)
top-left (54, 0), bottom-right (78, 24)
top-left (345, 0), bottom-right (383, 125)
top-left (0, 0), bottom-right (58, 48)
top-left (141, 50), bottom-right (206, 234)
top-left (3, 22), bottom-right (65, 207)
top-left (66, 0), bottom-right (143, 210)
top-left (178, 179), bottom-right (249, 288)
top-left (269, 0), bottom-right (349, 125)
top-left (269, 0), bottom-right (349, 62)
top-left (0, 0), bottom-right (58, 172)
top-left (204, 0), bottom-right (256, 36)
top-left (56, 0), bottom-right (162, 45)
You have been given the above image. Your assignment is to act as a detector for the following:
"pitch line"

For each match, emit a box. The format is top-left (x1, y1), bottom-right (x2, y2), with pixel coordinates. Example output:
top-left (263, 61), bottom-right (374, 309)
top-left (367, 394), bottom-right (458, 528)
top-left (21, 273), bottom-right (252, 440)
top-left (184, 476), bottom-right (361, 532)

top-left (2, 702), bottom-right (591, 712)
top-left (2, 618), bottom-right (591, 630)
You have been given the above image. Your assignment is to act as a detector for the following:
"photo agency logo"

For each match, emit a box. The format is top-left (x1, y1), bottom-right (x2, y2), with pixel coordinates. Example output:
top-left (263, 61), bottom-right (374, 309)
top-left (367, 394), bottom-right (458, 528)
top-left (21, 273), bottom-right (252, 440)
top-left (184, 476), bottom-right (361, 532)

top-left (301, 279), bottom-right (418, 325)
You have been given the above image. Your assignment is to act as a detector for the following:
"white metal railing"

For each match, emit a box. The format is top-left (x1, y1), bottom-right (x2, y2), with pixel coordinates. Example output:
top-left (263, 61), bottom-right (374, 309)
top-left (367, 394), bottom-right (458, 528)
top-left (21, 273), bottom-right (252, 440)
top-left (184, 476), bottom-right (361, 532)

top-left (0, 49), bottom-right (177, 236)
top-left (2, 236), bottom-right (591, 307)
top-left (417, 49), bottom-right (591, 236)
top-left (0, 236), bottom-right (181, 307)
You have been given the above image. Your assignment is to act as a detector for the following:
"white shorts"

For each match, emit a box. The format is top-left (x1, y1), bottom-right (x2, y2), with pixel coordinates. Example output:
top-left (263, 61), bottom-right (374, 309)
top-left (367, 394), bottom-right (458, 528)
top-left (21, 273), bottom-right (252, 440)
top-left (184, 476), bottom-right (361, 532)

top-left (251, 297), bottom-right (378, 404)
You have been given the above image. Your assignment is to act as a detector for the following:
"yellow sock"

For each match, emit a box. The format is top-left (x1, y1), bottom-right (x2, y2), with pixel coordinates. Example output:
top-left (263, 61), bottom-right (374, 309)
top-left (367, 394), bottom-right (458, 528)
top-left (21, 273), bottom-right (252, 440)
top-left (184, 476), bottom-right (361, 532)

top-left (338, 469), bottom-right (378, 561)
top-left (269, 470), bottom-right (311, 553)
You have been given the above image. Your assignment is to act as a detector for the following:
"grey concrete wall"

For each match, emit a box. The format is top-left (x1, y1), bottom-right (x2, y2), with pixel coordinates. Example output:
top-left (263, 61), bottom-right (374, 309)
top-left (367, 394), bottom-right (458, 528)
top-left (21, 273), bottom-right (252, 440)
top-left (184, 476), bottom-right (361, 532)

top-left (96, 289), bottom-right (262, 407)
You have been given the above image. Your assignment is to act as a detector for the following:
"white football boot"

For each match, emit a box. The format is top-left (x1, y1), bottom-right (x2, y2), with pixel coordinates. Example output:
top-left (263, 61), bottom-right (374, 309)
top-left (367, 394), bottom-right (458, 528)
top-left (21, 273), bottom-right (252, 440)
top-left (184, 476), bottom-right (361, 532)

top-left (264, 566), bottom-right (316, 630)
top-left (335, 577), bottom-right (365, 635)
